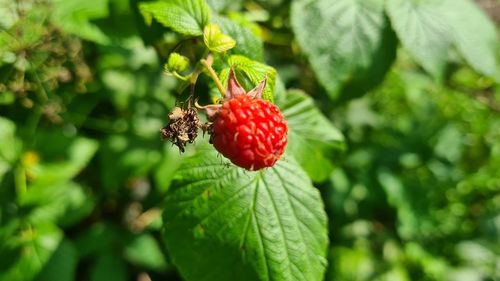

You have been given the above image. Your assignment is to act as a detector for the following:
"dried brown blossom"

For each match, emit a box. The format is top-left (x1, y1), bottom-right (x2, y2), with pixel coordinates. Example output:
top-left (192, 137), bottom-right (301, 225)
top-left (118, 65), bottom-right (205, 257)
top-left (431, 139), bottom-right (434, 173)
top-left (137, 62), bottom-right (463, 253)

top-left (160, 107), bottom-right (201, 152)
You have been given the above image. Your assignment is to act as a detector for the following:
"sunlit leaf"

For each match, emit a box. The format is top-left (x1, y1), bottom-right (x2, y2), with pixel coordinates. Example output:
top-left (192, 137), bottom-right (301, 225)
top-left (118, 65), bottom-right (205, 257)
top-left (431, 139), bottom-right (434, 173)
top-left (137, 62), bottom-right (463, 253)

top-left (386, 0), bottom-right (451, 78)
top-left (442, 0), bottom-right (500, 79)
top-left (162, 145), bottom-right (328, 281)
top-left (139, 0), bottom-right (211, 36)
top-left (291, 0), bottom-right (391, 98)
top-left (206, 0), bottom-right (244, 12)
top-left (218, 55), bottom-right (277, 102)
top-left (52, 0), bottom-right (110, 44)
top-left (216, 16), bottom-right (264, 61)
top-left (28, 133), bottom-right (98, 186)
top-left (124, 234), bottom-right (168, 271)
top-left (0, 117), bottom-right (20, 182)
top-left (0, 224), bottom-right (63, 281)
top-left (204, 23), bottom-right (236, 53)
top-left (35, 239), bottom-right (78, 281)
top-left (280, 90), bottom-right (345, 182)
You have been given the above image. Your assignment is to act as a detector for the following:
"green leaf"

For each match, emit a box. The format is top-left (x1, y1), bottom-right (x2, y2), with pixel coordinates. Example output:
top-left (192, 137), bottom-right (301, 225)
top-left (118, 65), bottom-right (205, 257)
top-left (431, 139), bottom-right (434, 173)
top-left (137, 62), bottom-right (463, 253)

top-left (204, 23), bottom-right (236, 53)
top-left (52, 0), bottom-right (110, 44)
top-left (90, 252), bottom-right (127, 281)
top-left (0, 220), bottom-right (22, 273)
top-left (327, 246), bottom-right (376, 281)
top-left (154, 145), bottom-right (183, 193)
top-left (0, 117), bottom-right (20, 164)
top-left (0, 117), bottom-right (20, 182)
top-left (219, 55), bottom-right (277, 102)
top-left (0, 0), bottom-right (18, 29)
top-left (377, 170), bottom-right (422, 240)
top-left (124, 234), bottom-right (168, 271)
top-left (0, 91), bottom-right (15, 105)
top-left (0, 224), bottom-right (63, 281)
top-left (21, 182), bottom-right (95, 227)
top-left (35, 239), bottom-right (78, 281)
top-left (280, 90), bottom-right (345, 182)
top-left (206, 0), bottom-right (244, 12)
top-left (29, 134), bottom-right (99, 186)
top-left (291, 0), bottom-right (390, 98)
top-left (99, 135), bottom-right (162, 192)
top-left (139, 0), bottom-right (211, 36)
top-left (162, 146), bottom-right (328, 281)
top-left (442, 0), bottom-right (500, 79)
top-left (386, 0), bottom-right (451, 78)
top-left (339, 24), bottom-right (398, 101)
top-left (74, 223), bottom-right (124, 258)
top-left (216, 16), bottom-right (264, 61)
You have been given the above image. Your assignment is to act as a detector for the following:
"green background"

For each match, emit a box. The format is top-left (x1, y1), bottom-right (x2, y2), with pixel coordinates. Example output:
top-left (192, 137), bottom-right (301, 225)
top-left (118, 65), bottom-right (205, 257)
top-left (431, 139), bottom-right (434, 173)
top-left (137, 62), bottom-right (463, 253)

top-left (0, 0), bottom-right (499, 280)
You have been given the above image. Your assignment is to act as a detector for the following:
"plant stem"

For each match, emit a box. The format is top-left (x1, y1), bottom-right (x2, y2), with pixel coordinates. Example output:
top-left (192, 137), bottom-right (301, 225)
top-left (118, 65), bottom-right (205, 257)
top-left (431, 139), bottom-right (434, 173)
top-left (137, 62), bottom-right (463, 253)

top-left (172, 71), bottom-right (190, 81)
top-left (15, 164), bottom-right (27, 204)
top-left (200, 58), bottom-right (226, 97)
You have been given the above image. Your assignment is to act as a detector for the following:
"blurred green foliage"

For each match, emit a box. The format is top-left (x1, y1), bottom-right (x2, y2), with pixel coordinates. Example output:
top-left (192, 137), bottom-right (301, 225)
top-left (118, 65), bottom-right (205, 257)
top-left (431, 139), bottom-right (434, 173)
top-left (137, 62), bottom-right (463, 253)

top-left (0, 0), bottom-right (499, 280)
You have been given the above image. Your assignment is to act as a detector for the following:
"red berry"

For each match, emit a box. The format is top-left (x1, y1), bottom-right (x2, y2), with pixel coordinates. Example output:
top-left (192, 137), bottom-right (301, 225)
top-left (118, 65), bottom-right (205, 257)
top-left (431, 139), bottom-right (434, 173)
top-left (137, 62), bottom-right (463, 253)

top-left (212, 95), bottom-right (288, 171)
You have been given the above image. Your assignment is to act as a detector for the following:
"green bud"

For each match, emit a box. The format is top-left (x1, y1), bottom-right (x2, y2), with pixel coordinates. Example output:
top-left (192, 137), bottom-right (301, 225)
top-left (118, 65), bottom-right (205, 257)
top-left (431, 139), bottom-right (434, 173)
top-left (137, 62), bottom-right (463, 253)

top-left (165, 53), bottom-right (190, 73)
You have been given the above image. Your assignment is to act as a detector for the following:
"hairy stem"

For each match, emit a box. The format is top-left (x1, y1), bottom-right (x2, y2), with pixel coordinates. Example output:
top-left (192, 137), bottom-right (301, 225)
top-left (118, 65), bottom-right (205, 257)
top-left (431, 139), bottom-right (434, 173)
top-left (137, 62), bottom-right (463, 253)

top-left (172, 71), bottom-right (190, 81)
top-left (201, 56), bottom-right (226, 97)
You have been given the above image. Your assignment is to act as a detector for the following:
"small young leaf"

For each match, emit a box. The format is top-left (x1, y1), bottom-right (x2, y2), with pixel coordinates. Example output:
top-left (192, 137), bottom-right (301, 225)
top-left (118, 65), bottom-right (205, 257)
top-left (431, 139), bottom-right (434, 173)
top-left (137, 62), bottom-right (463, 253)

top-left (386, 0), bottom-right (451, 78)
top-left (203, 23), bottom-right (236, 53)
top-left (165, 53), bottom-right (190, 73)
top-left (139, 0), bottom-right (211, 36)
top-left (279, 90), bottom-right (345, 182)
top-left (162, 145), bottom-right (328, 281)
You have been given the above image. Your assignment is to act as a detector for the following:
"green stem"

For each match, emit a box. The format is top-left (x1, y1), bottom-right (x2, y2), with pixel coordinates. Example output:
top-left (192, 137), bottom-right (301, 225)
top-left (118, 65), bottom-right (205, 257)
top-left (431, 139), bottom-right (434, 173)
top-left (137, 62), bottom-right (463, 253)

top-left (200, 58), bottom-right (226, 96)
top-left (171, 71), bottom-right (190, 81)
top-left (169, 50), bottom-right (225, 102)
top-left (15, 164), bottom-right (27, 204)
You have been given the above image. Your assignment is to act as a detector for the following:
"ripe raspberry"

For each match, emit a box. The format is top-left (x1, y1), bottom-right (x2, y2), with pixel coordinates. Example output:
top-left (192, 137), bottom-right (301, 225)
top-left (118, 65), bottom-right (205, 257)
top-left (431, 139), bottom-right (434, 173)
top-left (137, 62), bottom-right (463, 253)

top-left (197, 70), bottom-right (288, 170)
top-left (212, 95), bottom-right (287, 170)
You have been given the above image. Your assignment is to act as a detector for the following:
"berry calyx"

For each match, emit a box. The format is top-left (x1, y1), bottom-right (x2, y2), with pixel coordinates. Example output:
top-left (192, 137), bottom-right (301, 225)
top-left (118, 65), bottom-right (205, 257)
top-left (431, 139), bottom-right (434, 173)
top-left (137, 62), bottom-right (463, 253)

top-left (200, 70), bottom-right (288, 171)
